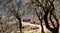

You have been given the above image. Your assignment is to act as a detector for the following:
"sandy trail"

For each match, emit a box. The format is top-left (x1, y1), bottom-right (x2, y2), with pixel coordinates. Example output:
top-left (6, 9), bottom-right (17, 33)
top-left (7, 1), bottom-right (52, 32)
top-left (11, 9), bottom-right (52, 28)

top-left (22, 22), bottom-right (60, 32)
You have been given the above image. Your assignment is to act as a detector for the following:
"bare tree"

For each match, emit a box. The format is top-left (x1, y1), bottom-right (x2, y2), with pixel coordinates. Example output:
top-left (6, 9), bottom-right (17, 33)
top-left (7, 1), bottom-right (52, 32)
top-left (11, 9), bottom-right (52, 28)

top-left (26, 0), bottom-right (59, 33)
top-left (35, 0), bottom-right (59, 33)
top-left (5, 0), bottom-right (23, 33)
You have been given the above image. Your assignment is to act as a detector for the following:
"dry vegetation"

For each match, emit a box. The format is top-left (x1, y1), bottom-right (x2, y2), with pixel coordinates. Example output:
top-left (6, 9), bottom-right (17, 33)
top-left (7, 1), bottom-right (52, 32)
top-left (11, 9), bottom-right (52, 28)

top-left (0, 0), bottom-right (60, 33)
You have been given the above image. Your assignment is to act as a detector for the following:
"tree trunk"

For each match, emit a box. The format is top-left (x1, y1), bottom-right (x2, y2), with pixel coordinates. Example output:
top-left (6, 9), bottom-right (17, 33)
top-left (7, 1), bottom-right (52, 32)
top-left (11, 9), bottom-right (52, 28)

top-left (17, 17), bottom-right (22, 33)
top-left (19, 20), bottom-right (22, 33)
top-left (52, 30), bottom-right (58, 33)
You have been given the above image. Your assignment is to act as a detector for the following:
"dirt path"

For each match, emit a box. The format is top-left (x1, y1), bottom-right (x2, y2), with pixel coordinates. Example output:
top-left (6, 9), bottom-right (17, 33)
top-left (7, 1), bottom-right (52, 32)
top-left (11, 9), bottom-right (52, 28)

top-left (22, 22), bottom-right (60, 32)
top-left (22, 22), bottom-right (48, 31)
